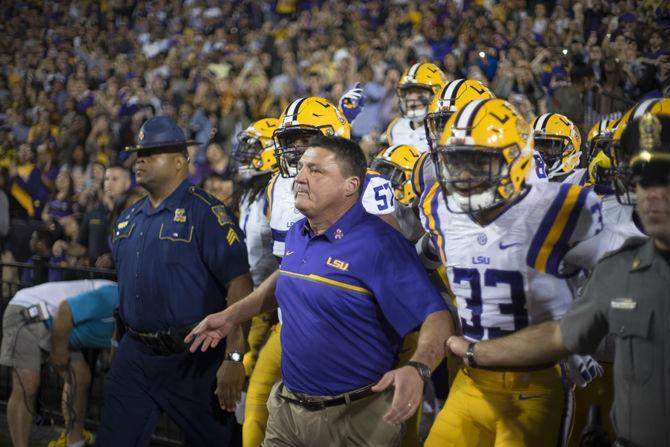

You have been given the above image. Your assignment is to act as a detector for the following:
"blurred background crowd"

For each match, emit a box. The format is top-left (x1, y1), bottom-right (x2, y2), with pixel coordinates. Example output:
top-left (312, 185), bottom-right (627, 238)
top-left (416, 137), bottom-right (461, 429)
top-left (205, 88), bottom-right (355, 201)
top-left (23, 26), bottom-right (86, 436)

top-left (0, 0), bottom-right (668, 276)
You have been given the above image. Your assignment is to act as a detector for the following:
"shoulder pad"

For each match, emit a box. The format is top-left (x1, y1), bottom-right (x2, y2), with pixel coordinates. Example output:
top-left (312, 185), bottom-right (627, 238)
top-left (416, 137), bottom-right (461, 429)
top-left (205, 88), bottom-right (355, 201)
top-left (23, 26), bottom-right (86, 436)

top-left (599, 236), bottom-right (647, 261)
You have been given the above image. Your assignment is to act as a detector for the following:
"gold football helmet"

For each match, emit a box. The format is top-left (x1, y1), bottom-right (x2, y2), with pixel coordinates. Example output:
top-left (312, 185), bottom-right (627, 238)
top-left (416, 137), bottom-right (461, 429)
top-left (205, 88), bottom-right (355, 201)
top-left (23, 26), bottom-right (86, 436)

top-left (425, 79), bottom-right (495, 149)
top-left (587, 150), bottom-right (613, 187)
top-left (235, 118), bottom-right (279, 179)
top-left (530, 113), bottom-right (581, 180)
top-left (370, 145), bottom-right (421, 205)
top-left (586, 119), bottom-right (618, 160)
top-left (274, 97), bottom-right (350, 177)
top-left (436, 98), bottom-right (532, 213)
top-left (397, 63), bottom-right (447, 122)
top-left (585, 119), bottom-right (618, 187)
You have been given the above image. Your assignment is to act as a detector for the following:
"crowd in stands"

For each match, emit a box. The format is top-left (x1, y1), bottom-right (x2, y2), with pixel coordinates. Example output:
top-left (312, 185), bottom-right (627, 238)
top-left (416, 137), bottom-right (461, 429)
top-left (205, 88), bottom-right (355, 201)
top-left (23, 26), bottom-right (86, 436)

top-left (0, 0), bottom-right (668, 271)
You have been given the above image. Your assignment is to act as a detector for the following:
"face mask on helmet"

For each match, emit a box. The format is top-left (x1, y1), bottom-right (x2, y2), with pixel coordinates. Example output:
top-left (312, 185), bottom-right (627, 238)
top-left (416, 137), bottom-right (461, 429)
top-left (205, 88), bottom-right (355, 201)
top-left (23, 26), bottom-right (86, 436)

top-left (437, 148), bottom-right (511, 213)
top-left (235, 133), bottom-right (262, 160)
top-left (370, 159), bottom-right (414, 204)
top-left (233, 133), bottom-right (266, 180)
top-left (273, 127), bottom-right (322, 178)
top-left (587, 150), bottom-right (615, 188)
top-left (611, 138), bottom-right (637, 205)
top-left (398, 86), bottom-right (434, 122)
top-left (534, 136), bottom-right (578, 179)
top-left (590, 135), bottom-right (613, 158)
top-left (425, 111), bottom-right (455, 149)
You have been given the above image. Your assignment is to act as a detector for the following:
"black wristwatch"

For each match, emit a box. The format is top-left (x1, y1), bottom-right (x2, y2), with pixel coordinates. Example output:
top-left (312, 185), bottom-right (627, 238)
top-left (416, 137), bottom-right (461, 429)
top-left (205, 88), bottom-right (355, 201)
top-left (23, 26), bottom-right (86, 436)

top-left (224, 351), bottom-right (244, 363)
top-left (466, 342), bottom-right (478, 368)
top-left (407, 361), bottom-right (431, 383)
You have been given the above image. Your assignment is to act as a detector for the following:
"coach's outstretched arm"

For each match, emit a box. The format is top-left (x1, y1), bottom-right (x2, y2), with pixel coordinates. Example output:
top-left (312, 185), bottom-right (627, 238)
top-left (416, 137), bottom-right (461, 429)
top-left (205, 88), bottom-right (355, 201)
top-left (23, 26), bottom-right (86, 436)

top-left (186, 270), bottom-right (279, 352)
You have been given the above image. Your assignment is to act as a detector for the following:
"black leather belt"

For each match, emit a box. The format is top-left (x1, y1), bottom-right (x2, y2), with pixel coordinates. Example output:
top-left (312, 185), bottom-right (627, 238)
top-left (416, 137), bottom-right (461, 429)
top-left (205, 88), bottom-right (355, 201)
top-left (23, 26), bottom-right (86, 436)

top-left (126, 324), bottom-right (194, 356)
top-left (277, 383), bottom-right (375, 412)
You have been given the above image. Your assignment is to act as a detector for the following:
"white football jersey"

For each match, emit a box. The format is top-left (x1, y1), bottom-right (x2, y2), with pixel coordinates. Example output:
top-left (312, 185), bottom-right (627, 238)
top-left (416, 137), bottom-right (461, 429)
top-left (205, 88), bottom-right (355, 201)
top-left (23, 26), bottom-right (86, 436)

top-left (239, 191), bottom-right (278, 287)
top-left (386, 117), bottom-right (430, 152)
top-left (266, 171), bottom-right (396, 257)
top-left (567, 193), bottom-right (646, 270)
top-left (562, 168), bottom-right (589, 186)
top-left (419, 182), bottom-right (603, 342)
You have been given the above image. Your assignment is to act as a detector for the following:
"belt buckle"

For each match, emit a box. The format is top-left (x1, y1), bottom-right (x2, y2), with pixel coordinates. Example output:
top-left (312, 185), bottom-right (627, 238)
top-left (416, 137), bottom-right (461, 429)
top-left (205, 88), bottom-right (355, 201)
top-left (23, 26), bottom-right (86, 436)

top-left (302, 399), bottom-right (326, 411)
top-left (142, 332), bottom-right (169, 356)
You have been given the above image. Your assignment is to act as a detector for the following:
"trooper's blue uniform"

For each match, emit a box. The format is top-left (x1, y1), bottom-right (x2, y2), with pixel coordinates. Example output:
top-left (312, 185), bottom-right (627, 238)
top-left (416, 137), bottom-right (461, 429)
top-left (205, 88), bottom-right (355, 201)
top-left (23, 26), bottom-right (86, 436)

top-left (97, 117), bottom-right (250, 446)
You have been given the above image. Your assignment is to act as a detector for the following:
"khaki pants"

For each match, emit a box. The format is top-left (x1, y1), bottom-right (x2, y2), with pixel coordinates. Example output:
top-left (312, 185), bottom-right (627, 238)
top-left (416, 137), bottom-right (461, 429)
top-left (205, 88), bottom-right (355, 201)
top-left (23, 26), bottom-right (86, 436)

top-left (263, 381), bottom-right (404, 447)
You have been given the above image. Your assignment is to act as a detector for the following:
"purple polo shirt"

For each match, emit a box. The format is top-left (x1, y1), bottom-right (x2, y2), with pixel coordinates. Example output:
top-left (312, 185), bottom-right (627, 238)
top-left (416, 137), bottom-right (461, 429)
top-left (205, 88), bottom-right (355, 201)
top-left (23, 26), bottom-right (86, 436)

top-left (276, 201), bottom-right (448, 395)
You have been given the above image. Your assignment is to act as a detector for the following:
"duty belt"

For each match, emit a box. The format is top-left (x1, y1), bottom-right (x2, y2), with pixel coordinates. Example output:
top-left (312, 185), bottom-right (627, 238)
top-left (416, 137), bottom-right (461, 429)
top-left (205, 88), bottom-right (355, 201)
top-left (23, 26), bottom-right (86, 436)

top-left (126, 324), bottom-right (195, 356)
top-left (277, 382), bottom-right (375, 412)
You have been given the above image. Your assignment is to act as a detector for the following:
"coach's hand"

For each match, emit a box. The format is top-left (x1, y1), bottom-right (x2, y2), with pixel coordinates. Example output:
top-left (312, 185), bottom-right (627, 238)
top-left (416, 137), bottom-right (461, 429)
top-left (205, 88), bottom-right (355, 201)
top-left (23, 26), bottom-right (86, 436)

top-left (371, 365), bottom-right (423, 425)
top-left (185, 309), bottom-right (236, 352)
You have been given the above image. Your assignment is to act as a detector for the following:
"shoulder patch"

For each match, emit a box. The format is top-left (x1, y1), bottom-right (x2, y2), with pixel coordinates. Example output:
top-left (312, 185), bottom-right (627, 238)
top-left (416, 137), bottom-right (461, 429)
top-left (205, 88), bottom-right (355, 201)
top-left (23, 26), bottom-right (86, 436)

top-left (211, 205), bottom-right (232, 226)
top-left (226, 227), bottom-right (240, 245)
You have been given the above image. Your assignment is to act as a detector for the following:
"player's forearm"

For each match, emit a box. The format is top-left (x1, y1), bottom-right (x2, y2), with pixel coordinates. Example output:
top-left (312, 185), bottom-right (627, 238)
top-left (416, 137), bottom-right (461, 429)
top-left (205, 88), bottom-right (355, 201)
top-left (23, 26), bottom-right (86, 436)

top-left (411, 310), bottom-right (453, 371)
top-left (473, 320), bottom-right (570, 367)
top-left (51, 301), bottom-right (74, 356)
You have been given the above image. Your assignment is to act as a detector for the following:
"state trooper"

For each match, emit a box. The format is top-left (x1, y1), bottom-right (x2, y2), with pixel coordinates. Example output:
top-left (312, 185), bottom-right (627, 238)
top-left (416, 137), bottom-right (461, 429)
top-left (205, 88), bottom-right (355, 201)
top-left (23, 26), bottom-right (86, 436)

top-left (97, 116), bottom-right (253, 446)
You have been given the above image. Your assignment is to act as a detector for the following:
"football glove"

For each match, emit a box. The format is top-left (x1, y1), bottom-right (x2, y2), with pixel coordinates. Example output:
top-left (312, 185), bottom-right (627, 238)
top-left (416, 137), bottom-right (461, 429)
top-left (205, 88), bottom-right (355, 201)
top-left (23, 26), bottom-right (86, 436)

top-left (338, 82), bottom-right (366, 123)
top-left (565, 354), bottom-right (604, 388)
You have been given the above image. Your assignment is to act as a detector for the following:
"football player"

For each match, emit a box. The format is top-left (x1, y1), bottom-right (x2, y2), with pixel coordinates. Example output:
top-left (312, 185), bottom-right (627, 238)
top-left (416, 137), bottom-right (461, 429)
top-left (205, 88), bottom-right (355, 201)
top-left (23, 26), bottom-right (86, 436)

top-left (386, 63), bottom-right (447, 152)
top-left (420, 98), bottom-right (604, 446)
top-left (233, 119), bottom-right (282, 446)
top-left (371, 144), bottom-right (424, 240)
top-left (233, 118), bottom-right (281, 371)
top-left (412, 79), bottom-right (501, 200)
top-left (530, 113), bottom-right (584, 184)
top-left (585, 119), bottom-right (618, 191)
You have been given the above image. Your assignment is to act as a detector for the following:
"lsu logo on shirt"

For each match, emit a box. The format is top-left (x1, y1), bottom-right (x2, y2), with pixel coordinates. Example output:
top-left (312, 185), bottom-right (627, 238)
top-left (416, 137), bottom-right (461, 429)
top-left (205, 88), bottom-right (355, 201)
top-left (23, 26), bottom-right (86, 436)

top-left (326, 257), bottom-right (349, 271)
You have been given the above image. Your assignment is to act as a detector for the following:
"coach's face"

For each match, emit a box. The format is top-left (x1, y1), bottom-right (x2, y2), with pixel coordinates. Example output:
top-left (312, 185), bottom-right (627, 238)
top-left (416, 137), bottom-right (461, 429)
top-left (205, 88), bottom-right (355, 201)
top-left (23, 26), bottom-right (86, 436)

top-left (293, 146), bottom-right (351, 219)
